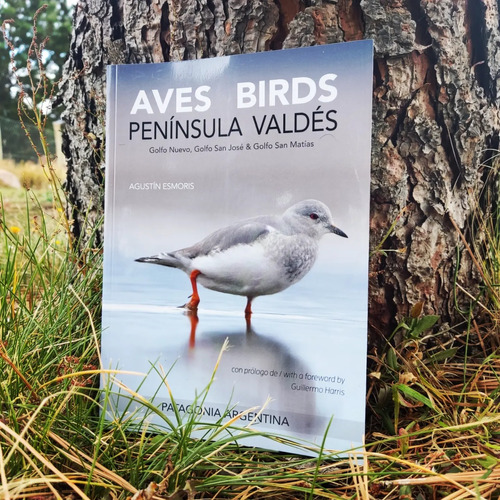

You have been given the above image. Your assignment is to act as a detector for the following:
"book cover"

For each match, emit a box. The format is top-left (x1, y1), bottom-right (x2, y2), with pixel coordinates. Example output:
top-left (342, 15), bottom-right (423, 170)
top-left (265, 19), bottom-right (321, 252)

top-left (102, 41), bottom-right (373, 454)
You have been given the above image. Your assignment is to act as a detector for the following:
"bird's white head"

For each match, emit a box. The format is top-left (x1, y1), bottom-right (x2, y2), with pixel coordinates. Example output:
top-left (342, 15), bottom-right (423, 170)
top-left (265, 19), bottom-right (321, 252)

top-left (283, 199), bottom-right (348, 239)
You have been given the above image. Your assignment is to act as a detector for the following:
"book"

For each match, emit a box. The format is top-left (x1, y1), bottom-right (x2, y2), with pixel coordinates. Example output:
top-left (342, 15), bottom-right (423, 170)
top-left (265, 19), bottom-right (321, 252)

top-left (102, 40), bottom-right (373, 455)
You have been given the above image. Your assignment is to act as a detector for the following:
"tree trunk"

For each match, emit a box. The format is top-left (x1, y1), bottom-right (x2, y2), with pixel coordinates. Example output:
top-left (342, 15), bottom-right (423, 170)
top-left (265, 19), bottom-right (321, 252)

top-left (60, 0), bottom-right (500, 333)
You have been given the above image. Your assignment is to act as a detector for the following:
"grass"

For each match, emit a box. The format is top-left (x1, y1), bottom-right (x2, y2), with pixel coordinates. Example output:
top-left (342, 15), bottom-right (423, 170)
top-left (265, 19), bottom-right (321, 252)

top-left (0, 158), bottom-right (66, 190)
top-left (1, 7), bottom-right (499, 499)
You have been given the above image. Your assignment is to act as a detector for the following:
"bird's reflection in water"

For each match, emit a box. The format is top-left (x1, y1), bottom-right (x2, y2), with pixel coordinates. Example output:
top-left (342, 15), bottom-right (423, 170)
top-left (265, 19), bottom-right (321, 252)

top-left (177, 308), bottom-right (319, 435)
top-left (185, 309), bottom-right (199, 348)
top-left (185, 309), bottom-right (254, 348)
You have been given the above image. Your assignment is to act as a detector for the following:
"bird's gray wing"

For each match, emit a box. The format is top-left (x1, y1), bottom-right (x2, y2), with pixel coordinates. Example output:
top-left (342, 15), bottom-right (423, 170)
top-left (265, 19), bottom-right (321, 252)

top-left (177, 216), bottom-right (276, 259)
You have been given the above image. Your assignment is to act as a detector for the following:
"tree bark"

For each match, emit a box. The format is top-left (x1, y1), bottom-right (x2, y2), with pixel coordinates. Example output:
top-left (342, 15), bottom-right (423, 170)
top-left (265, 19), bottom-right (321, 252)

top-left (60, 0), bottom-right (500, 332)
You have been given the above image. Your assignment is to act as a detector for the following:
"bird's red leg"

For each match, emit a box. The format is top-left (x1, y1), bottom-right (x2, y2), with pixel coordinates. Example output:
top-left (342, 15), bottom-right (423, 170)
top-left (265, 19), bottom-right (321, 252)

top-left (245, 298), bottom-right (253, 330)
top-left (245, 297), bottom-right (253, 317)
top-left (186, 269), bottom-right (202, 310)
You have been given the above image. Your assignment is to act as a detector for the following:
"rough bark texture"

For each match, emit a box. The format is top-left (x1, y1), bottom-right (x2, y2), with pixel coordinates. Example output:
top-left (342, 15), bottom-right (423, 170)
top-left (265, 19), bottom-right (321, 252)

top-left (60, 0), bottom-right (500, 333)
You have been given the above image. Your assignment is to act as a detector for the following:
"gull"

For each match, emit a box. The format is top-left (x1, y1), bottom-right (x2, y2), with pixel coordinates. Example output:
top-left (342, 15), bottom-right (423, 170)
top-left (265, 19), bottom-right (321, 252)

top-left (136, 199), bottom-right (347, 317)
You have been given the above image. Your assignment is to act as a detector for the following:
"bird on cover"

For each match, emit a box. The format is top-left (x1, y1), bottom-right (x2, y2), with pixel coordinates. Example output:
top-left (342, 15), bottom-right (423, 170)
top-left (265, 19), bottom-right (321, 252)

top-left (135, 199), bottom-right (348, 317)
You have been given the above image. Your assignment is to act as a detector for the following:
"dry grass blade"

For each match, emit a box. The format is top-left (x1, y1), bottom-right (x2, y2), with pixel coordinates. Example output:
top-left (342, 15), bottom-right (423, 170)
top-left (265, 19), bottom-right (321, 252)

top-left (0, 341), bottom-right (37, 396)
top-left (443, 481), bottom-right (499, 500)
top-left (372, 446), bottom-right (496, 500)
top-left (347, 451), bottom-right (369, 500)
top-left (450, 215), bottom-right (500, 305)
top-left (390, 468), bottom-right (499, 487)
top-left (6, 475), bottom-right (89, 500)
top-left (68, 284), bottom-right (102, 369)
top-left (0, 444), bottom-right (10, 500)
top-left (389, 466), bottom-right (500, 500)
top-left (0, 429), bottom-right (62, 499)
top-left (0, 421), bottom-right (91, 499)
top-left (48, 431), bottom-right (139, 495)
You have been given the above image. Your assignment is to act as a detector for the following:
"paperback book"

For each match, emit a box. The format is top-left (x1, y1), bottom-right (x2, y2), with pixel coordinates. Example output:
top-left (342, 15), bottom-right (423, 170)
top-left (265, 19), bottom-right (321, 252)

top-left (102, 41), bottom-right (373, 454)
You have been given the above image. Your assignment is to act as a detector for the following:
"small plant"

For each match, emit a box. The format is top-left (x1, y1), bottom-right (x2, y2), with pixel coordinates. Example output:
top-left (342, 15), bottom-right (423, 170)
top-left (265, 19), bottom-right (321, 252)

top-left (461, 155), bottom-right (500, 326)
top-left (390, 301), bottom-right (439, 343)
top-left (370, 205), bottom-right (408, 258)
top-left (2, 6), bottom-right (72, 248)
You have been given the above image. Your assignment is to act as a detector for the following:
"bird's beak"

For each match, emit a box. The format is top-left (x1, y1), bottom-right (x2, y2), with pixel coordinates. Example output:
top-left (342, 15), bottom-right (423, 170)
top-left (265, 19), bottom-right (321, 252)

top-left (330, 225), bottom-right (348, 238)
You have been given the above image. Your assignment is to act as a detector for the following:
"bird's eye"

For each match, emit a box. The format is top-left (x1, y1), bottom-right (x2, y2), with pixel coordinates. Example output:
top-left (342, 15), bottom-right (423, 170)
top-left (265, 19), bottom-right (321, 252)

top-left (309, 213), bottom-right (319, 220)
